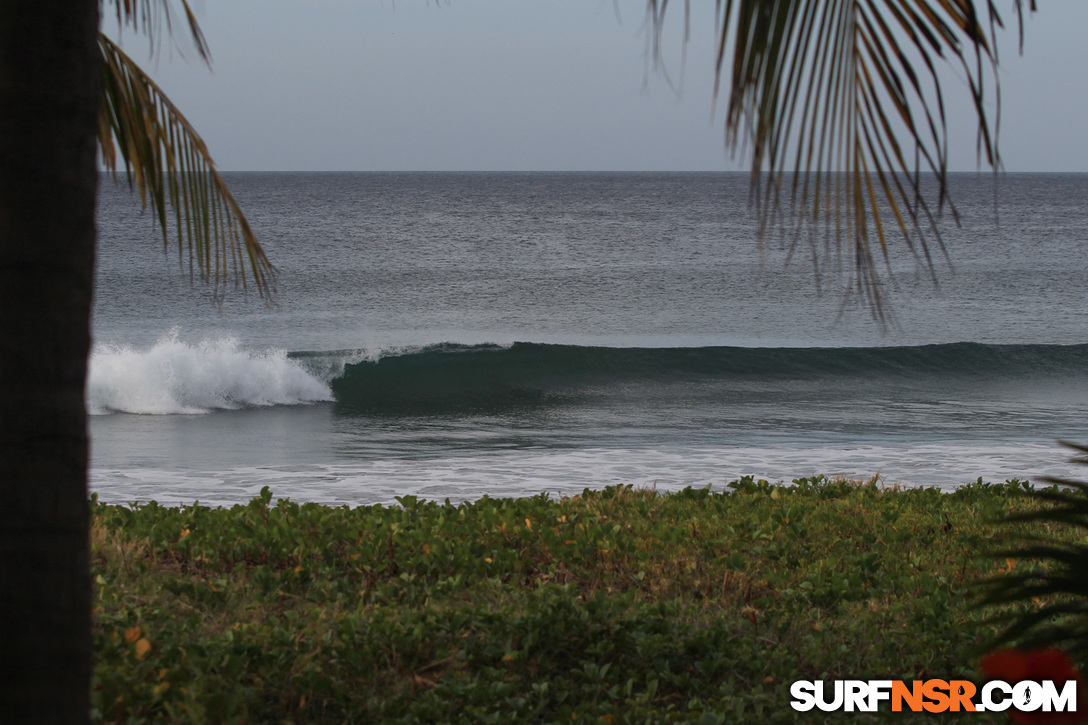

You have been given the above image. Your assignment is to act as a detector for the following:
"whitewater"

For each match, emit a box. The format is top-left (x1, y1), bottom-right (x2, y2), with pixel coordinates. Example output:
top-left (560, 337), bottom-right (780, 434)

top-left (87, 333), bottom-right (333, 415)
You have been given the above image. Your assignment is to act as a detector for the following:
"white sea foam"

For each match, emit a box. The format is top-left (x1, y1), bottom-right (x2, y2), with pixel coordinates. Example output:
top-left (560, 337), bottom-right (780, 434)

top-left (89, 441), bottom-right (1079, 507)
top-left (87, 332), bottom-right (333, 415)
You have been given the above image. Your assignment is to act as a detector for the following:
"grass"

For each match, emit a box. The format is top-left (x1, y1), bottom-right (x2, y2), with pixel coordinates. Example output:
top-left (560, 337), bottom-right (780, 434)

top-left (90, 476), bottom-right (1072, 723)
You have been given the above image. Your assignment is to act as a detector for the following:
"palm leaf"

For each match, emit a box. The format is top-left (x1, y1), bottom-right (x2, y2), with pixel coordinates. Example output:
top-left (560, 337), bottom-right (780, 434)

top-left (974, 442), bottom-right (1088, 666)
top-left (647, 0), bottom-right (1031, 320)
top-left (98, 33), bottom-right (275, 301)
top-left (106, 0), bottom-right (210, 63)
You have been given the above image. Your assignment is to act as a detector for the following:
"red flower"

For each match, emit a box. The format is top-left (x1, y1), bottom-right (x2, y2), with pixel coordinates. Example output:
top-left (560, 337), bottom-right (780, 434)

top-left (980, 648), bottom-right (1086, 725)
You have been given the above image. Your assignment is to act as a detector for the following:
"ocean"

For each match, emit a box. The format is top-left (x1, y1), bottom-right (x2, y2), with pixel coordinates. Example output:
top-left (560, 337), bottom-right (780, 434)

top-left (90, 172), bottom-right (1088, 506)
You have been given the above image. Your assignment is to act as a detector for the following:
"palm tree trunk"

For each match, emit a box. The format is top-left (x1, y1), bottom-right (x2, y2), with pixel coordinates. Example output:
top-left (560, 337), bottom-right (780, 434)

top-left (0, 1), bottom-right (101, 721)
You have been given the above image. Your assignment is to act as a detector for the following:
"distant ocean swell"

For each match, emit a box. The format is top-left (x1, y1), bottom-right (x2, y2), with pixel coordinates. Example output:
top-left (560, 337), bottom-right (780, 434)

top-left (86, 337), bottom-right (1088, 416)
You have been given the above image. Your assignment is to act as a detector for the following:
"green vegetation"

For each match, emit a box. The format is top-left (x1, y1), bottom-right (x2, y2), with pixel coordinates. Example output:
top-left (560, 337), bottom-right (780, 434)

top-left (976, 446), bottom-right (1088, 663)
top-left (91, 477), bottom-right (1070, 723)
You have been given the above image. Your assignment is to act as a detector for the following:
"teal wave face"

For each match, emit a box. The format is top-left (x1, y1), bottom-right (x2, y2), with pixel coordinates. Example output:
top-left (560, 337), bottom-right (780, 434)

top-left (324, 342), bottom-right (1088, 415)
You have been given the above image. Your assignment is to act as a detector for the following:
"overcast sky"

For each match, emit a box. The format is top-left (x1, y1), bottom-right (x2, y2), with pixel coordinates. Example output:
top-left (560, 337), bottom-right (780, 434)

top-left (114, 1), bottom-right (1088, 172)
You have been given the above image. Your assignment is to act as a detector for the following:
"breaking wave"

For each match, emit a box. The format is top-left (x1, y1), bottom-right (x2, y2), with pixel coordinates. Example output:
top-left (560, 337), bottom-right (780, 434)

top-left (324, 340), bottom-right (1088, 414)
top-left (88, 333), bottom-right (333, 415)
top-left (87, 337), bottom-right (1088, 415)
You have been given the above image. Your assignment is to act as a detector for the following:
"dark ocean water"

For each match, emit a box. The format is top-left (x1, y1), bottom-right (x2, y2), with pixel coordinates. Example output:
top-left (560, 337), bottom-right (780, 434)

top-left (89, 173), bottom-right (1088, 505)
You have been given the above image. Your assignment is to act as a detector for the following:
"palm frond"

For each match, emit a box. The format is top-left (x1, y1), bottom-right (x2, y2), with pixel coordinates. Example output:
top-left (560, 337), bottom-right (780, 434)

top-left (106, 0), bottom-right (209, 62)
top-left (646, 0), bottom-right (1030, 321)
top-left (98, 33), bottom-right (275, 301)
top-left (975, 442), bottom-right (1088, 667)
